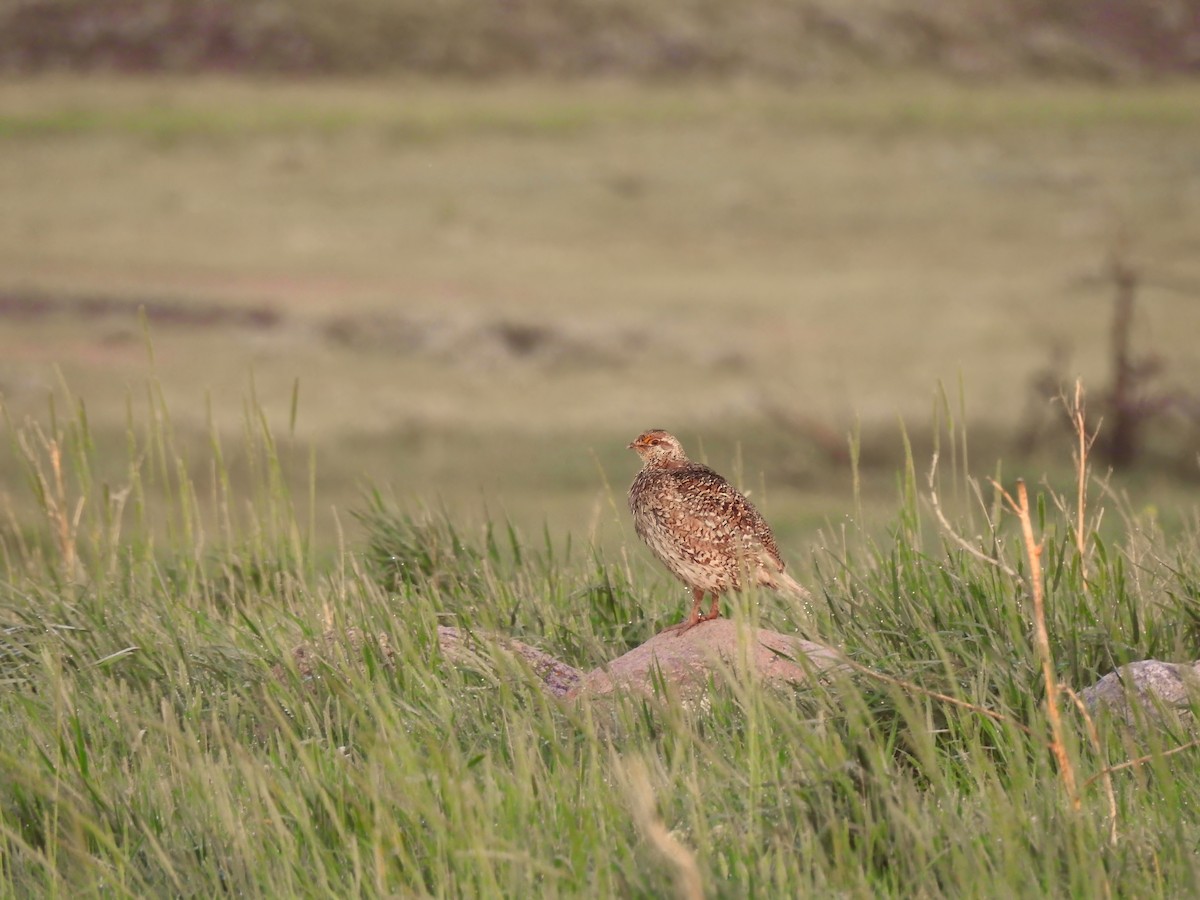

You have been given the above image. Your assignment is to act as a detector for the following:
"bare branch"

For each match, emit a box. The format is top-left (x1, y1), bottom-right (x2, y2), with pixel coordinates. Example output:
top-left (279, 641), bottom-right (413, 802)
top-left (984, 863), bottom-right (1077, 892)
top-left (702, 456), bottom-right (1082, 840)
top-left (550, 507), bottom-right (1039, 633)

top-left (1083, 739), bottom-right (1200, 787)
top-left (838, 655), bottom-right (1036, 737)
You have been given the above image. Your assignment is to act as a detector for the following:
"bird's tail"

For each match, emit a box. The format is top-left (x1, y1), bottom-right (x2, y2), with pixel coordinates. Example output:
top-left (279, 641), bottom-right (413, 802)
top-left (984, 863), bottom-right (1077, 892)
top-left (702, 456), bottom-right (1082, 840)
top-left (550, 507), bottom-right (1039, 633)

top-left (775, 569), bottom-right (814, 602)
top-left (757, 565), bottom-right (814, 602)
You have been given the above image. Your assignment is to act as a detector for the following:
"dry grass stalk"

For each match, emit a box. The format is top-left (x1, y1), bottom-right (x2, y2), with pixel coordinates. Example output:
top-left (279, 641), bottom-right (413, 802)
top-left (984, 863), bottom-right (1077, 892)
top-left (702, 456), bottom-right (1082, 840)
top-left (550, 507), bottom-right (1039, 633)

top-left (17, 425), bottom-right (84, 577)
top-left (1066, 379), bottom-right (1102, 560)
top-left (926, 452), bottom-right (1017, 578)
top-left (1063, 686), bottom-right (1118, 845)
top-left (617, 755), bottom-right (703, 900)
top-left (992, 477), bottom-right (1080, 810)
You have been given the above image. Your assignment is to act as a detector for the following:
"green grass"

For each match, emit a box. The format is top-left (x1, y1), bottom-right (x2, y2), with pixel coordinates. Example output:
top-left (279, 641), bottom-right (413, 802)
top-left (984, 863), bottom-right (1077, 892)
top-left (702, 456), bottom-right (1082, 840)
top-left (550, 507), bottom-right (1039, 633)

top-left (3, 376), bottom-right (1200, 896)
top-left (5, 79), bottom-right (1200, 139)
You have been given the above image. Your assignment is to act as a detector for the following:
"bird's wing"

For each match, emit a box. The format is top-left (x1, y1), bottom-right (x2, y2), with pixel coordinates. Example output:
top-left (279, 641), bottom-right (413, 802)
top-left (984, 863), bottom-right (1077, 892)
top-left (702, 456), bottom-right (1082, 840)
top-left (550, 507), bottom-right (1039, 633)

top-left (661, 466), bottom-right (786, 570)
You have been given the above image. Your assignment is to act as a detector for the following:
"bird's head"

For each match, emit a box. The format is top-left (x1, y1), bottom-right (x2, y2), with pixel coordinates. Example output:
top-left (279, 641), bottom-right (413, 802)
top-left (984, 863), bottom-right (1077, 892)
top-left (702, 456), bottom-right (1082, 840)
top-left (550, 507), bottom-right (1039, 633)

top-left (628, 429), bottom-right (688, 465)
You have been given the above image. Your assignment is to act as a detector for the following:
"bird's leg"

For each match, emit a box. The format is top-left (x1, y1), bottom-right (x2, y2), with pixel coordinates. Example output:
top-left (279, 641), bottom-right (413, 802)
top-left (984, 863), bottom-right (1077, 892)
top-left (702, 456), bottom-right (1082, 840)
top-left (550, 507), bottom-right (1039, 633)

top-left (664, 588), bottom-right (706, 636)
top-left (705, 593), bottom-right (721, 622)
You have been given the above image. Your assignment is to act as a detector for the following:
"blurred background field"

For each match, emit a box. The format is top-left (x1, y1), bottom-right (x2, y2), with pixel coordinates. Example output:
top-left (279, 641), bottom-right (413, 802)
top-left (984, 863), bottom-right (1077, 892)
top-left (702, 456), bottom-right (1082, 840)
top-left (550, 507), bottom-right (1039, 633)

top-left (2, 1), bottom-right (1200, 551)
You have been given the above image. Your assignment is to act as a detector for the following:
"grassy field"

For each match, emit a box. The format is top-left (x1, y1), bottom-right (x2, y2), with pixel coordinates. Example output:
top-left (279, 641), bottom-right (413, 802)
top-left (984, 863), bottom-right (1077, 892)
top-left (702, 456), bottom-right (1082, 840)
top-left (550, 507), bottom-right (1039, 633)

top-left (3, 382), bottom-right (1200, 896)
top-left (3, 75), bottom-right (1200, 895)
top-left (3, 77), bottom-right (1200, 551)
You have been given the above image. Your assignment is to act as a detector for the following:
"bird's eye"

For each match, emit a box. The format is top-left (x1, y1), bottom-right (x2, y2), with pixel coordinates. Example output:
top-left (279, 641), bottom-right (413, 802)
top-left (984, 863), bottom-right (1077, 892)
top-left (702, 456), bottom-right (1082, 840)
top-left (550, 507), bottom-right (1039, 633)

top-left (649, 438), bottom-right (661, 445)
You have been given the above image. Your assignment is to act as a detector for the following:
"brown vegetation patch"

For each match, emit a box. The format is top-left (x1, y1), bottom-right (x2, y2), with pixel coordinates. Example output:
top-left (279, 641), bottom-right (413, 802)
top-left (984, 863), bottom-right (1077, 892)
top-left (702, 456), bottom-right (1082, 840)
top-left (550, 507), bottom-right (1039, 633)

top-left (0, 289), bottom-right (642, 369)
top-left (0, 289), bottom-right (281, 330)
top-left (0, 0), bottom-right (318, 74)
top-left (322, 312), bottom-right (647, 369)
top-left (1, 0), bottom-right (1197, 78)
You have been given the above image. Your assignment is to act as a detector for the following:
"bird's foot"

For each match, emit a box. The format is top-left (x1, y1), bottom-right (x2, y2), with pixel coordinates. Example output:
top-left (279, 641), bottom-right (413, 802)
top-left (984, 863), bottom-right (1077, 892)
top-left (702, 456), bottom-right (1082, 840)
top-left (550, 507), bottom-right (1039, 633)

top-left (663, 614), bottom-right (702, 637)
top-left (663, 608), bottom-right (721, 637)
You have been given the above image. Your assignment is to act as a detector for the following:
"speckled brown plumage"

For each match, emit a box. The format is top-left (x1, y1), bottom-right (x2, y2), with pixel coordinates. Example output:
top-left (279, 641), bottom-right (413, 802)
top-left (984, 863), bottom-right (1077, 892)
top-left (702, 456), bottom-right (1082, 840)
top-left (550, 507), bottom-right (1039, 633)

top-left (627, 429), bottom-right (809, 635)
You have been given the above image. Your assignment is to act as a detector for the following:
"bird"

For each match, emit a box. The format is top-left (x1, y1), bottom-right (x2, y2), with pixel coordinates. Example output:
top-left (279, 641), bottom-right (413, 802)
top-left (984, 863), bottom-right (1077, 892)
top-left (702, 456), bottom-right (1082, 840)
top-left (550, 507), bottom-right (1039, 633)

top-left (627, 429), bottom-right (810, 635)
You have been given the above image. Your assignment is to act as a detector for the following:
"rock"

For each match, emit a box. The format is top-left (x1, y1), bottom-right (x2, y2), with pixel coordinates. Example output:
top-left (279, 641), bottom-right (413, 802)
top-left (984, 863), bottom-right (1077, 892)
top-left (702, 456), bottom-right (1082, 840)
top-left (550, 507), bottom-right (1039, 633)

top-left (570, 618), bottom-right (845, 699)
top-left (1081, 660), bottom-right (1200, 725)
top-left (280, 626), bottom-right (396, 684)
top-left (437, 625), bottom-right (584, 698)
top-left (433, 620), bottom-right (843, 701)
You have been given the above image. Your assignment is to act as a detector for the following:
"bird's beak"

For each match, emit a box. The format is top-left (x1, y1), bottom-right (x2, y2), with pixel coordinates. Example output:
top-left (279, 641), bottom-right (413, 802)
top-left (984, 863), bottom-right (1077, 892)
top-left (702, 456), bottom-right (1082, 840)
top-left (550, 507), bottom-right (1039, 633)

top-left (627, 440), bottom-right (638, 450)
